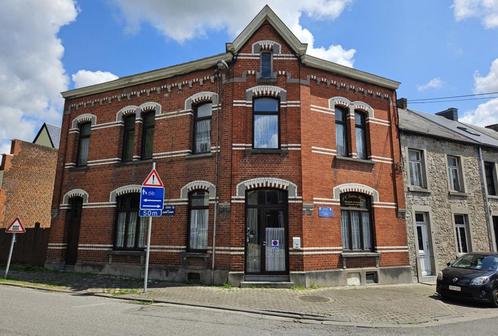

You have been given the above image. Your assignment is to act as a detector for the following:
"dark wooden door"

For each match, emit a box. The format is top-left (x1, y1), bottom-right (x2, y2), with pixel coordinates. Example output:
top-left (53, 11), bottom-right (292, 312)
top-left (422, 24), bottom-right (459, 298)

top-left (65, 197), bottom-right (83, 265)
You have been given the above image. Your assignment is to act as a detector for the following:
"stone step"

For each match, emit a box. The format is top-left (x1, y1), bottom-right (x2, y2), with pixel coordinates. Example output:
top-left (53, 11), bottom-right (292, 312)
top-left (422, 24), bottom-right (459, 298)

top-left (240, 281), bottom-right (294, 288)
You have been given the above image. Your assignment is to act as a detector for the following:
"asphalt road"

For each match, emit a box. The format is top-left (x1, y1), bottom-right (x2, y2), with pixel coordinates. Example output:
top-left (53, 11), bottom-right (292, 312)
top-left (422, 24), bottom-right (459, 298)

top-left (1, 285), bottom-right (498, 336)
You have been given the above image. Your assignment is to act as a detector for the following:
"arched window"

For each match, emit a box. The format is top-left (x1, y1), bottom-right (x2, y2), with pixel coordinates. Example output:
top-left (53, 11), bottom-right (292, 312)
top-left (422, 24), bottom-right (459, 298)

top-left (253, 97), bottom-right (279, 149)
top-left (76, 122), bottom-right (91, 166)
top-left (340, 193), bottom-right (373, 251)
top-left (354, 110), bottom-right (367, 159)
top-left (188, 190), bottom-right (209, 251)
top-left (193, 103), bottom-right (212, 154)
top-left (122, 114), bottom-right (136, 161)
top-left (114, 193), bottom-right (146, 249)
top-left (141, 111), bottom-right (155, 160)
top-left (335, 107), bottom-right (348, 156)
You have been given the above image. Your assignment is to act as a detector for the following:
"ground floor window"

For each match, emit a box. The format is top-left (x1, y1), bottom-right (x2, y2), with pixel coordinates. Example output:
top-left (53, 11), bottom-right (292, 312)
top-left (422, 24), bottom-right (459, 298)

top-left (454, 214), bottom-right (470, 253)
top-left (340, 193), bottom-right (373, 251)
top-left (115, 193), bottom-right (146, 249)
top-left (188, 190), bottom-right (209, 250)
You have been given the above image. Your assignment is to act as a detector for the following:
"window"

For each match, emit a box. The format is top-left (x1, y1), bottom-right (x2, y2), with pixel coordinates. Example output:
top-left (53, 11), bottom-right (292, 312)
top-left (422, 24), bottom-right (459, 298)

top-left (114, 193), bottom-right (147, 249)
top-left (141, 112), bottom-right (155, 160)
top-left (408, 149), bottom-right (426, 188)
top-left (121, 114), bottom-right (135, 161)
top-left (335, 107), bottom-right (349, 156)
top-left (340, 193), bottom-right (373, 251)
top-left (193, 103), bottom-right (212, 153)
top-left (253, 97), bottom-right (279, 149)
top-left (77, 122), bottom-right (91, 166)
top-left (485, 162), bottom-right (497, 196)
top-left (261, 52), bottom-right (272, 79)
top-left (188, 191), bottom-right (209, 250)
top-left (354, 111), bottom-right (367, 159)
top-left (454, 214), bottom-right (470, 254)
top-left (447, 155), bottom-right (464, 192)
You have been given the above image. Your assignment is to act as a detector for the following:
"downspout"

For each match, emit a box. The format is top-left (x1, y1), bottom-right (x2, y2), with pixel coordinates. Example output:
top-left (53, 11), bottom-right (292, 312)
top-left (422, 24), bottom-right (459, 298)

top-left (478, 146), bottom-right (495, 252)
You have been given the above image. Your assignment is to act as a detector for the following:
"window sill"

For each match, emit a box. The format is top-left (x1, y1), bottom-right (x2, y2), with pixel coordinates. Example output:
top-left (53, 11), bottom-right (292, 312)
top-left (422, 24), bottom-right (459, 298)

top-left (334, 156), bottom-right (374, 165)
top-left (115, 159), bottom-right (152, 167)
top-left (250, 148), bottom-right (287, 155)
top-left (487, 195), bottom-right (498, 200)
top-left (342, 252), bottom-right (380, 258)
top-left (448, 191), bottom-right (469, 197)
top-left (110, 249), bottom-right (144, 256)
top-left (408, 186), bottom-right (431, 194)
top-left (68, 165), bottom-right (89, 171)
top-left (186, 152), bottom-right (213, 160)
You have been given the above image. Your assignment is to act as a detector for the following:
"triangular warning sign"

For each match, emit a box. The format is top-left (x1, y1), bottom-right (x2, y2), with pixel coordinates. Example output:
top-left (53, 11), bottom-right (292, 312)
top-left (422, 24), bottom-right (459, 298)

top-left (142, 168), bottom-right (164, 187)
top-left (6, 218), bottom-right (26, 234)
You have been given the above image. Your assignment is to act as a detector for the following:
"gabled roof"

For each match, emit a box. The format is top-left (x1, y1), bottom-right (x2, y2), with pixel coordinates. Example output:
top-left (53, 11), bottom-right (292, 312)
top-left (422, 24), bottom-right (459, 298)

top-left (399, 108), bottom-right (498, 149)
top-left (33, 123), bottom-right (61, 149)
top-left (226, 5), bottom-right (308, 56)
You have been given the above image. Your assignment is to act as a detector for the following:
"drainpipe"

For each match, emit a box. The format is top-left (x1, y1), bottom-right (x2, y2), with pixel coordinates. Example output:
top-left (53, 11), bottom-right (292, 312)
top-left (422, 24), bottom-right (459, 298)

top-left (478, 146), bottom-right (495, 252)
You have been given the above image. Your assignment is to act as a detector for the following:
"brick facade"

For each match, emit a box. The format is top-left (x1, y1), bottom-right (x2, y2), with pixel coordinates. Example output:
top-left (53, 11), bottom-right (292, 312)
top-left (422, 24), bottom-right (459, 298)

top-left (47, 7), bottom-right (410, 286)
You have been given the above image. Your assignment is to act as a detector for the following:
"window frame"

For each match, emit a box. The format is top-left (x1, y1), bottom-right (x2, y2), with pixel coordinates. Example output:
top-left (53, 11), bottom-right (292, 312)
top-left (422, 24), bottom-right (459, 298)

top-left (335, 106), bottom-right (349, 157)
top-left (192, 102), bottom-right (212, 154)
top-left (113, 193), bottom-right (146, 250)
top-left (484, 161), bottom-right (497, 196)
top-left (447, 155), bottom-right (464, 192)
top-left (121, 114), bottom-right (136, 162)
top-left (76, 122), bottom-right (91, 167)
top-left (340, 193), bottom-right (374, 252)
top-left (260, 52), bottom-right (272, 79)
top-left (187, 190), bottom-right (210, 252)
top-left (141, 111), bottom-right (155, 160)
top-left (354, 110), bottom-right (368, 159)
top-left (252, 97), bottom-right (280, 150)
top-left (454, 214), bottom-right (470, 254)
top-left (408, 148), bottom-right (427, 188)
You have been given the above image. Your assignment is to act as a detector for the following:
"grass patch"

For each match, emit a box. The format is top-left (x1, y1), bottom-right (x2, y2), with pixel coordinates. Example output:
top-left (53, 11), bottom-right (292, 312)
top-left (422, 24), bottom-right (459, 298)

top-left (222, 282), bottom-right (233, 289)
top-left (103, 288), bottom-right (142, 296)
top-left (0, 278), bottom-right (67, 290)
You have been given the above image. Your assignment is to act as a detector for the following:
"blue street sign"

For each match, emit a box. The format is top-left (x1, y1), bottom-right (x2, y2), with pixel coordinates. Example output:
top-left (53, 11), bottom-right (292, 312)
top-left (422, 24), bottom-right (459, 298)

top-left (162, 205), bottom-right (176, 216)
top-left (318, 207), bottom-right (333, 218)
top-left (139, 186), bottom-right (164, 217)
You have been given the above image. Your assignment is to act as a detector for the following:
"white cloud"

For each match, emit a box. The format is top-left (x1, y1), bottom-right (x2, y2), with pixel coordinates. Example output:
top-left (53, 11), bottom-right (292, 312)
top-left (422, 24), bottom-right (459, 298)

top-left (112, 0), bottom-right (356, 66)
top-left (461, 58), bottom-right (498, 126)
top-left (72, 70), bottom-right (119, 89)
top-left (0, 0), bottom-right (78, 154)
top-left (453, 0), bottom-right (498, 28)
top-left (417, 77), bottom-right (444, 91)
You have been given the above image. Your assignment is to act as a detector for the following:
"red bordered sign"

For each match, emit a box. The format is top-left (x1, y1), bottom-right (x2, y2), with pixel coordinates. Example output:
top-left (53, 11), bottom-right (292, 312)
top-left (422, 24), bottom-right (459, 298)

top-left (6, 218), bottom-right (25, 234)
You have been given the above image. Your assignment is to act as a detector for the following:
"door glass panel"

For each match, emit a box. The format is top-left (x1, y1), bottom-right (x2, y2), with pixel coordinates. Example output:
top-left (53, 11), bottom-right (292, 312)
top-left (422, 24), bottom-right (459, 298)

top-left (265, 210), bottom-right (285, 272)
top-left (246, 208), bottom-right (260, 273)
top-left (416, 226), bottom-right (424, 251)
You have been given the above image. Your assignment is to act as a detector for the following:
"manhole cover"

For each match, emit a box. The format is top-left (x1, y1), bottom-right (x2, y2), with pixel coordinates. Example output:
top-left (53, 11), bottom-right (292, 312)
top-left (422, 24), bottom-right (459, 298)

top-left (299, 295), bottom-right (330, 303)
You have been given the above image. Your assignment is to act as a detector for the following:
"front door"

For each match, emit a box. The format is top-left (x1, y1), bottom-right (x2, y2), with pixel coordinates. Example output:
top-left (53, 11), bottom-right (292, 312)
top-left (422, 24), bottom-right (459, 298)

top-left (65, 197), bottom-right (83, 265)
top-left (246, 189), bottom-right (288, 275)
top-left (415, 212), bottom-right (433, 276)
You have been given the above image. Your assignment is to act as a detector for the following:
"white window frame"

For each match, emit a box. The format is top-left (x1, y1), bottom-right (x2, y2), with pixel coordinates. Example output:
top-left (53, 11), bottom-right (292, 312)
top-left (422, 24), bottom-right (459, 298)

top-left (454, 214), bottom-right (470, 254)
top-left (408, 148), bottom-right (427, 188)
top-left (484, 161), bottom-right (498, 196)
top-left (447, 155), bottom-right (465, 192)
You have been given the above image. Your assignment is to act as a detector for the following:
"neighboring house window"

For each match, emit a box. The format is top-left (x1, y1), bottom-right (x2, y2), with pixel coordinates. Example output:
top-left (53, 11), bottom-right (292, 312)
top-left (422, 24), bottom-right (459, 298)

top-left (77, 122), bottom-right (91, 166)
top-left (408, 149), bottom-right (426, 188)
top-left (354, 111), bottom-right (367, 159)
top-left (335, 107), bottom-right (349, 156)
top-left (454, 214), bottom-right (470, 253)
top-left (253, 97), bottom-right (279, 149)
top-left (188, 190), bottom-right (209, 250)
top-left (485, 162), bottom-right (497, 196)
top-left (141, 112), bottom-right (155, 160)
top-left (193, 103), bottom-right (212, 154)
top-left (447, 155), bottom-right (464, 192)
top-left (261, 52), bottom-right (272, 79)
top-left (340, 193), bottom-right (373, 251)
top-left (122, 114), bottom-right (135, 162)
top-left (114, 193), bottom-right (146, 249)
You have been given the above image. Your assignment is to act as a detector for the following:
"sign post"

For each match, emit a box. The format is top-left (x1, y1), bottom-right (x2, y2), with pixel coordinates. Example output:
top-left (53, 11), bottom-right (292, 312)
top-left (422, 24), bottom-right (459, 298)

top-left (4, 218), bottom-right (26, 279)
top-left (139, 163), bottom-right (164, 292)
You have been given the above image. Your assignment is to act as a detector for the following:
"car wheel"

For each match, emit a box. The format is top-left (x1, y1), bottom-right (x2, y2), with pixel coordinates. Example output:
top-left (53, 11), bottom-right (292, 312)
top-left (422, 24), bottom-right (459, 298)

top-left (490, 289), bottom-right (498, 308)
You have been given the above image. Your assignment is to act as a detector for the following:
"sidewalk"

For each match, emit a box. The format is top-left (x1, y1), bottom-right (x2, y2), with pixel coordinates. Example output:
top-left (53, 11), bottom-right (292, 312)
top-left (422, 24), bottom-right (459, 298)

top-left (2, 267), bottom-right (498, 327)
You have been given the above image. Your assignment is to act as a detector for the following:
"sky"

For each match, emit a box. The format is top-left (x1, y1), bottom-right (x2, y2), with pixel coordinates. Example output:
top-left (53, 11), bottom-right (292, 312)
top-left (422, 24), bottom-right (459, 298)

top-left (1, 0), bottom-right (498, 155)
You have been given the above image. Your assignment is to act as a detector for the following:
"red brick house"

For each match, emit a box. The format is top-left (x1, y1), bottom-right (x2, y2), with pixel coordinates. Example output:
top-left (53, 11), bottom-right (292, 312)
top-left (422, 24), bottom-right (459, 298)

top-left (47, 6), bottom-right (409, 286)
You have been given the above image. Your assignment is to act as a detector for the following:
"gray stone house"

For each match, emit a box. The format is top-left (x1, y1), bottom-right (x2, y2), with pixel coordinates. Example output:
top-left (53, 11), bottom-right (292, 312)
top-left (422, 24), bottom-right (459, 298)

top-left (397, 100), bottom-right (498, 282)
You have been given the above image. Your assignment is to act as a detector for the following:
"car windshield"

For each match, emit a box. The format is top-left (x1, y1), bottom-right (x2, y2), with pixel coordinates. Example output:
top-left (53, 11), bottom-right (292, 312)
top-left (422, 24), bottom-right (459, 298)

top-left (451, 254), bottom-right (498, 271)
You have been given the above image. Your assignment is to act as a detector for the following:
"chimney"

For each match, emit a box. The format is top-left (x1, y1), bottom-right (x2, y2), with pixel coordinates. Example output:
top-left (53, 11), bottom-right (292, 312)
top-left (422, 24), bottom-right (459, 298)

top-left (435, 107), bottom-right (458, 121)
top-left (396, 98), bottom-right (408, 109)
top-left (486, 124), bottom-right (498, 132)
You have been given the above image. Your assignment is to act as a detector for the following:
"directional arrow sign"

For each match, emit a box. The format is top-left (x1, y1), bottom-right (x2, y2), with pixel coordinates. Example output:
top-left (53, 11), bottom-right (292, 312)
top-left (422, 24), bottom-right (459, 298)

top-left (139, 167), bottom-right (164, 217)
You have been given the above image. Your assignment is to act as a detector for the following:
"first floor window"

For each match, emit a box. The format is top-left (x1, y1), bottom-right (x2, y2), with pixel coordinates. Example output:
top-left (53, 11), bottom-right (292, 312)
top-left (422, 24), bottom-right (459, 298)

top-left (253, 97), bottom-right (279, 149)
top-left (447, 155), bottom-right (464, 192)
top-left (454, 214), bottom-right (470, 253)
top-left (77, 122), bottom-right (91, 166)
top-left (188, 190), bottom-right (209, 250)
top-left (335, 106), bottom-right (348, 156)
top-left (193, 103), bottom-right (212, 153)
top-left (485, 162), bottom-right (497, 196)
top-left (115, 193), bottom-right (147, 249)
top-left (340, 193), bottom-right (373, 251)
top-left (141, 111), bottom-right (155, 160)
top-left (408, 149), bottom-right (426, 188)
top-left (355, 111), bottom-right (367, 159)
top-left (122, 114), bottom-right (135, 161)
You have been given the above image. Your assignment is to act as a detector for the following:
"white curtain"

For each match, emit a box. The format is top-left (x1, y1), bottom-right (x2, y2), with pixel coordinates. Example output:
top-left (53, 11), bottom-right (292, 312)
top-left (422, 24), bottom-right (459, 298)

top-left (126, 212), bottom-right (137, 248)
top-left (341, 210), bottom-right (350, 250)
top-left (336, 123), bottom-right (346, 155)
top-left (362, 212), bottom-right (372, 250)
top-left (138, 217), bottom-right (147, 248)
top-left (356, 128), bottom-right (366, 159)
top-left (351, 211), bottom-right (361, 250)
top-left (116, 212), bottom-right (126, 248)
top-left (190, 209), bottom-right (208, 249)
top-left (195, 119), bottom-right (211, 153)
